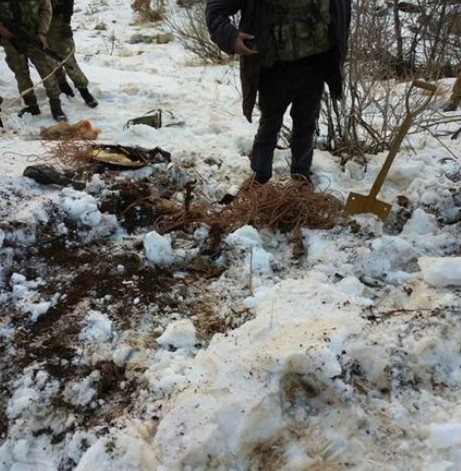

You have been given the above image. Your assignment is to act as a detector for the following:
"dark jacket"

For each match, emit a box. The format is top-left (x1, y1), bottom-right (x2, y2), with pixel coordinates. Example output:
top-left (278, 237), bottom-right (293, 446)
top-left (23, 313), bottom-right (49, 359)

top-left (51, 0), bottom-right (74, 24)
top-left (206, 0), bottom-right (351, 122)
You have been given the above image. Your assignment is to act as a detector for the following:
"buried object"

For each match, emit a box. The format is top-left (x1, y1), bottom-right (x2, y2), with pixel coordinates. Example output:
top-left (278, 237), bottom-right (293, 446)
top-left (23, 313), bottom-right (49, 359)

top-left (343, 80), bottom-right (437, 222)
top-left (23, 164), bottom-right (86, 190)
top-left (23, 145), bottom-right (171, 188)
top-left (90, 144), bottom-right (171, 169)
top-left (124, 108), bottom-right (185, 130)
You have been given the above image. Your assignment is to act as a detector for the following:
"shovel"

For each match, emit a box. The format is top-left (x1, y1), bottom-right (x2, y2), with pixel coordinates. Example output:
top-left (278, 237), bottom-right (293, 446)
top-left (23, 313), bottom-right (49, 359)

top-left (343, 79), bottom-right (437, 222)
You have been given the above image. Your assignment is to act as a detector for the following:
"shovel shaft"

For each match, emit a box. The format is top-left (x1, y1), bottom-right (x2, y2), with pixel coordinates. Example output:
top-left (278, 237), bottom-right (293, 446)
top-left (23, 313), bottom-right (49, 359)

top-left (344, 80), bottom-right (437, 222)
top-left (368, 79), bottom-right (437, 199)
top-left (368, 113), bottom-right (414, 198)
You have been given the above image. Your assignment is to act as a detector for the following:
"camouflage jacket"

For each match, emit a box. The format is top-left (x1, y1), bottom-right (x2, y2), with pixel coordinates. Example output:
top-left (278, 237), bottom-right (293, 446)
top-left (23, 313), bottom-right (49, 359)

top-left (0, 0), bottom-right (52, 35)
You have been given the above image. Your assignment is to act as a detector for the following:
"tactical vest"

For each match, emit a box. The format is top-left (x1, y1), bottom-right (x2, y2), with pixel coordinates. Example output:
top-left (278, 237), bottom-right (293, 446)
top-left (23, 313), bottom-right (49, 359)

top-left (263, 0), bottom-right (332, 66)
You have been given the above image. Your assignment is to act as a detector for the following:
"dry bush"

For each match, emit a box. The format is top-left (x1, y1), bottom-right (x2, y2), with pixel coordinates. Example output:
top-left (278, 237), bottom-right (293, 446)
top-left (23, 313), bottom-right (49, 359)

top-left (131, 0), bottom-right (165, 22)
top-left (318, 0), bottom-right (461, 164)
top-left (166, 0), bottom-right (228, 64)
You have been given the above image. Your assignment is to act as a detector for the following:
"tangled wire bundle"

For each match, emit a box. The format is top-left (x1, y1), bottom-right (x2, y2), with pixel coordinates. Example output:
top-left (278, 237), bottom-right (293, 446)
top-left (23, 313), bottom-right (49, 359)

top-left (156, 178), bottom-right (344, 234)
top-left (220, 178), bottom-right (343, 231)
top-left (42, 138), bottom-right (96, 167)
top-left (41, 140), bottom-right (344, 233)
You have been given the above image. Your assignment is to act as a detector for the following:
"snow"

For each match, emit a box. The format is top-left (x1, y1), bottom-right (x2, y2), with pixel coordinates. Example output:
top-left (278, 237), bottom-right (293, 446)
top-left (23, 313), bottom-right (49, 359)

top-left (419, 257), bottom-right (461, 287)
top-left (144, 231), bottom-right (174, 267)
top-left (429, 424), bottom-right (461, 450)
top-left (156, 319), bottom-right (197, 350)
top-left (1, 0), bottom-right (461, 470)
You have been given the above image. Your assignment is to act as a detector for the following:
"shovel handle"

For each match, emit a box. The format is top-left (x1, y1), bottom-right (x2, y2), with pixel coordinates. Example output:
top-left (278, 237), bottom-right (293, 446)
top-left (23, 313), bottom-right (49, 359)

top-left (369, 80), bottom-right (437, 198)
top-left (405, 80), bottom-right (437, 116)
top-left (412, 80), bottom-right (437, 92)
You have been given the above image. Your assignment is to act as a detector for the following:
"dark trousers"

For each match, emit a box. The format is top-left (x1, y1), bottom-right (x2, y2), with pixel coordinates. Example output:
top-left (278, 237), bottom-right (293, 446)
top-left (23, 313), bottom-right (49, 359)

top-left (251, 52), bottom-right (332, 181)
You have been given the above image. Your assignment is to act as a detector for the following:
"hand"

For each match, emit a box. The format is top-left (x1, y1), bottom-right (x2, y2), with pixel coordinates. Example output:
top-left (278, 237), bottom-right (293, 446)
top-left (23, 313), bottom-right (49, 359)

top-left (37, 32), bottom-right (48, 47)
top-left (0, 22), bottom-right (14, 40)
top-left (234, 32), bottom-right (258, 56)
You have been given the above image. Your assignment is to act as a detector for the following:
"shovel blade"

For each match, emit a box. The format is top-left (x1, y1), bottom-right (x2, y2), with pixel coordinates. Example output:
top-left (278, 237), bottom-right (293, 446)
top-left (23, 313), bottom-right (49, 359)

top-left (343, 192), bottom-right (392, 222)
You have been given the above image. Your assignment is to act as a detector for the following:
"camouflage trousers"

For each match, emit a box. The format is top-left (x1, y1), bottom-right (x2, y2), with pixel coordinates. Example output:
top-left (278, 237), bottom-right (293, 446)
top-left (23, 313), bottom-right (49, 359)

top-left (48, 18), bottom-right (89, 88)
top-left (1, 38), bottom-right (60, 99)
top-left (1, 38), bottom-right (34, 94)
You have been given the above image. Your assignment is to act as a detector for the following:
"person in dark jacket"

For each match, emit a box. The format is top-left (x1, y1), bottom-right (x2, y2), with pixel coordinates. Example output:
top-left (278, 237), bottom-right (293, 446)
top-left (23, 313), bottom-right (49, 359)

top-left (206, 0), bottom-right (351, 184)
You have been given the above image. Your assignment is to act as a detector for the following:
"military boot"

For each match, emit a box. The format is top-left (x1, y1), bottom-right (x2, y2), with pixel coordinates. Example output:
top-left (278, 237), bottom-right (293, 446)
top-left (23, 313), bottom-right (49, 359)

top-left (59, 79), bottom-right (75, 97)
top-left (18, 93), bottom-right (41, 118)
top-left (78, 88), bottom-right (98, 108)
top-left (49, 98), bottom-right (67, 122)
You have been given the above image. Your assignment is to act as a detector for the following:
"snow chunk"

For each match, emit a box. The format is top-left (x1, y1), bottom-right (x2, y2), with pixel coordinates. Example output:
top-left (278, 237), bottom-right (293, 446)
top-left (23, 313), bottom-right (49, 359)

top-left (388, 161), bottom-right (425, 187)
top-left (144, 231), bottom-right (174, 267)
top-left (62, 371), bottom-right (100, 407)
top-left (62, 190), bottom-right (102, 227)
top-left (10, 273), bottom-right (26, 285)
top-left (336, 276), bottom-right (365, 296)
top-left (418, 257), bottom-right (461, 287)
top-left (113, 346), bottom-right (141, 367)
top-left (402, 208), bottom-right (438, 235)
top-left (74, 425), bottom-right (160, 471)
top-left (244, 247), bottom-right (273, 276)
top-left (225, 225), bottom-right (262, 249)
top-left (81, 310), bottom-right (113, 343)
top-left (29, 301), bottom-right (52, 323)
top-left (157, 319), bottom-right (197, 350)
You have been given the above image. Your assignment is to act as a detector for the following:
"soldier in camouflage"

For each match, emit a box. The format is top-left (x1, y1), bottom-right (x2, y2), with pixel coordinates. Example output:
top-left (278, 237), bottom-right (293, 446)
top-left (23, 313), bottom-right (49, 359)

top-left (206, 0), bottom-right (351, 184)
top-left (0, 0), bottom-right (67, 121)
top-left (48, 0), bottom-right (98, 108)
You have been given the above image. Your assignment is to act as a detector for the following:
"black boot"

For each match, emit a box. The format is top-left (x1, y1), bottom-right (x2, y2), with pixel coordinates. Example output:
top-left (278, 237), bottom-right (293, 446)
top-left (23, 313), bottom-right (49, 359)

top-left (18, 92), bottom-right (41, 117)
top-left (49, 98), bottom-right (67, 122)
top-left (78, 88), bottom-right (98, 108)
top-left (59, 80), bottom-right (75, 97)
